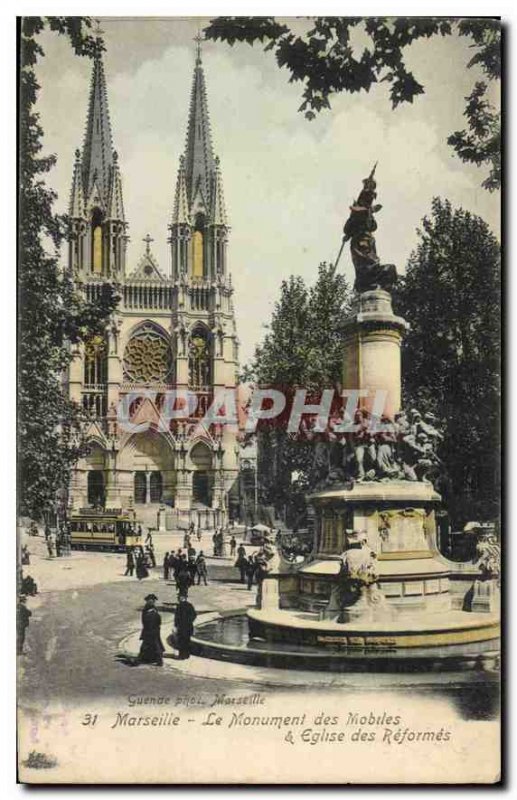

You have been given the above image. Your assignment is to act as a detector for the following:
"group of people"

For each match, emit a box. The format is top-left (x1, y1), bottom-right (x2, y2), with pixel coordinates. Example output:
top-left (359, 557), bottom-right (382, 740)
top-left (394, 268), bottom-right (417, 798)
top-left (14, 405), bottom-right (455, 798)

top-left (163, 549), bottom-right (208, 592)
top-left (234, 544), bottom-right (270, 589)
top-left (138, 592), bottom-right (197, 665)
top-left (124, 544), bottom-right (156, 579)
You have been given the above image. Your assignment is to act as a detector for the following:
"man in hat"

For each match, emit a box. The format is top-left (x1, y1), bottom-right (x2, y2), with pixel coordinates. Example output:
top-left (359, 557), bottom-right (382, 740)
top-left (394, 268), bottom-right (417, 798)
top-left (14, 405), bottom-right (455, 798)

top-left (138, 594), bottom-right (164, 666)
top-left (176, 559), bottom-right (191, 598)
top-left (195, 551), bottom-right (208, 585)
top-left (174, 596), bottom-right (197, 659)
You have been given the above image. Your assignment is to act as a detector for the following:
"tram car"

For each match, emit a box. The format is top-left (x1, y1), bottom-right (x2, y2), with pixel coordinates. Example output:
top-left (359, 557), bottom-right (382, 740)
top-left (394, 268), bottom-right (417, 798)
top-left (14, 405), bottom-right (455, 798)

top-left (70, 508), bottom-right (141, 552)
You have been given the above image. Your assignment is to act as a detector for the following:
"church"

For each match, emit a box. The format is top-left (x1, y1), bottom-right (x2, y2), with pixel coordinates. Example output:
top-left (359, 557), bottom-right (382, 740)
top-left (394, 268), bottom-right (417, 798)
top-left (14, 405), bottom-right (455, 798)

top-left (66, 40), bottom-right (243, 529)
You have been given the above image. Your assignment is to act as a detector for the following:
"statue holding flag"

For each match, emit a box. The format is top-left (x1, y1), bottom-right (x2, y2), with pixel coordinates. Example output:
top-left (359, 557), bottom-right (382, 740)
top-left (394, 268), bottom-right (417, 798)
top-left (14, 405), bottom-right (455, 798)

top-left (343, 164), bottom-right (397, 294)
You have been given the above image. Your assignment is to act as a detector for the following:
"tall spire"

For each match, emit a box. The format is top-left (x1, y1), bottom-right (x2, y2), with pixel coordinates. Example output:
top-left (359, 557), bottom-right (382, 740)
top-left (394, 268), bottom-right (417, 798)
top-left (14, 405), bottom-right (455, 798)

top-left (183, 41), bottom-right (215, 211)
top-left (81, 45), bottom-right (114, 209)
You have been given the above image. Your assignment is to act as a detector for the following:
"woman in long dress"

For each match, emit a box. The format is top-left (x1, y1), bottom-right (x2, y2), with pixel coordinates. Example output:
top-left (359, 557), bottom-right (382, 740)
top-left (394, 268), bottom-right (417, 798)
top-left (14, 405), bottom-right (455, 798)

top-left (138, 594), bottom-right (164, 666)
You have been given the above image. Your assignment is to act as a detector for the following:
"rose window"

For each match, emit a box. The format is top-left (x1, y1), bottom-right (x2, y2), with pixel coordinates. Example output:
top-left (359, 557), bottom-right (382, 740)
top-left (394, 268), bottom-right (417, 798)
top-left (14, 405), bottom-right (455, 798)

top-left (123, 325), bottom-right (172, 384)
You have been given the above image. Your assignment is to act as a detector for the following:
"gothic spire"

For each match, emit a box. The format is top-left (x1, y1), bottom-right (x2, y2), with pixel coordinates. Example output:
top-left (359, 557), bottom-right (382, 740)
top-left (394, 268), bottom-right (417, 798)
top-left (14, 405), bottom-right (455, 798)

top-left (69, 148), bottom-right (85, 218)
top-left (81, 48), bottom-right (114, 209)
top-left (107, 150), bottom-right (125, 221)
top-left (172, 155), bottom-right (191, 225)
top-left (183, 44), bottom-right (215, 211)
top-left (211, 156), bottom-right (227, 226)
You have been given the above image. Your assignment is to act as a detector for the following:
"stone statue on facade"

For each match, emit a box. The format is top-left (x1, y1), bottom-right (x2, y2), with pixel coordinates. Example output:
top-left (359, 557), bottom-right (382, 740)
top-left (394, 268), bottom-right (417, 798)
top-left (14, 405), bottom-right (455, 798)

top-left (343, 165), bottom-right (397, 294)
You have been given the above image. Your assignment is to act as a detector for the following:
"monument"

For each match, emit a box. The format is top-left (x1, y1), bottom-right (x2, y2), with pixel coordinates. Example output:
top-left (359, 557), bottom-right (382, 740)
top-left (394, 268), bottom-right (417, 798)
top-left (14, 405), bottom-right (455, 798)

top-left (245, 168), bottom-right (500, 658)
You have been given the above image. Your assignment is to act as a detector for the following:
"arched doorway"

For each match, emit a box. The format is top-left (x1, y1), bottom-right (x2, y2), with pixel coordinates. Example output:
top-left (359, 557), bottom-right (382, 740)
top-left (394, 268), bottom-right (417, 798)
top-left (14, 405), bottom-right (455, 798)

top-left (190, 442), bottom-right (213, 507)
top-left (119, 431), bottom-right (175, 506)
top-left (150, 472), bottom-right (163, 503)
top-left (134, 472), bottom-right (147, 504)
top-left (87, 470), bottom-right (105, 507)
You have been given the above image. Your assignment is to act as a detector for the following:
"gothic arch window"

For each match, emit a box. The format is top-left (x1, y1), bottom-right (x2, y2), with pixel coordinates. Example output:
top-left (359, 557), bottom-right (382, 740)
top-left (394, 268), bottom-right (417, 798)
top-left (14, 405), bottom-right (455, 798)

top-left (188, 325), bottom-right (212, 390)
top-left (84, 335), bottom-right (107, 386)
top-left (91, 207), bottom-right (104, 274)
top-left (192, 212), bottom-right (205, 279)
top-left (123, 323), bottom-right (173, 384)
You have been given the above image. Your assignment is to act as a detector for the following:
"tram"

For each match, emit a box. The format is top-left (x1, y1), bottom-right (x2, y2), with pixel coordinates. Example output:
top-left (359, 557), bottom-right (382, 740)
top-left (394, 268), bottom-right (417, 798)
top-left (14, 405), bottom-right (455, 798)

top-left (69, 508), bottom-right (141, 552)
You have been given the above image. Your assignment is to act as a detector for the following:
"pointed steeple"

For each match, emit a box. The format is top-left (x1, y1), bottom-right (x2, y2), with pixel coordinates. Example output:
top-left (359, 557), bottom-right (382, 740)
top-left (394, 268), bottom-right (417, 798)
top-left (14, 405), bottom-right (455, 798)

top-left (69, 148), bottom-right (85, 218)
top-left (183, 45), bottom-right (215, 211)
top-left (211, 156), bottom-right (227, 226)
top-left (81, 48), bottom-right (114, 209)
top-left (107, 150), bottom-right (125, 221)
top-left (172, 155), bottom-right (191, 225)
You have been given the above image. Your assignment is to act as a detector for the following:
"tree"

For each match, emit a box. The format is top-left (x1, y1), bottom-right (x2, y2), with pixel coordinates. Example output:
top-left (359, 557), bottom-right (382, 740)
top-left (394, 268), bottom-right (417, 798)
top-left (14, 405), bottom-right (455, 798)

top-left (394, 198), bottom-right (500, 526)
top-left (19, 18), bottom-right (118, 519)
top-left (205, 16), bottom-right (501, 190)
top-left (246, 264), bottom-right (351, 523)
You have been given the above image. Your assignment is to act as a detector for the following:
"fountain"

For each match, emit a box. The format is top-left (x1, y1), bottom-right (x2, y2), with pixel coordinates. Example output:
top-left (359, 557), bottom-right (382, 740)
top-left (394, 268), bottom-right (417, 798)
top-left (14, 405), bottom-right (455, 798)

top-left (193, 167), bottom-right (500, 671)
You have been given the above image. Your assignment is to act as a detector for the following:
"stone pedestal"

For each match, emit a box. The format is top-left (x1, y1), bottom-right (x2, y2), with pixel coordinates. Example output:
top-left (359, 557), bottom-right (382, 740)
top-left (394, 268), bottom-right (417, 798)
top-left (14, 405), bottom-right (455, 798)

top-left (471, 579), bottom-right (500, 614)
top-left (343, 290), bottom-right (408, 418)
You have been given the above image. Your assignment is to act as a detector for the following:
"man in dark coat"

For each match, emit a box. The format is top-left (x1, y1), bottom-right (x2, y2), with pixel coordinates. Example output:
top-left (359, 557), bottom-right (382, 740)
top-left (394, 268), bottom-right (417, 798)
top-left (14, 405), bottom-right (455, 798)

top-left (235, 544), bottom-right (247, 583)
top-left (196, 551), bottom-right (208, 585)
top-left (174, 596), bottom-right (197, 659)
top-left (176, 560), bottom-right (191, 597)
top-left (136, 548), bottom-right (149, 580)
top-left (124, 547), bottom-right (135, 577)
top-left (163, 552), bottom-right (170, 581)
top-left (138, 594), bottom-right (164, 666)
top-left (245, 555), bottom-right (256, 590)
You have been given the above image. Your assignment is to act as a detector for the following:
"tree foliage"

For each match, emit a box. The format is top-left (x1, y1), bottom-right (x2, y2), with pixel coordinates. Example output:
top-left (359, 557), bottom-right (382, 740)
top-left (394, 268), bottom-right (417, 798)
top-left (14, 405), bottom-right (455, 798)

top-left (205, 16), bottom-right (501, 189)
top-left (245, 263), bottom-right (351, 523)
top-left (394, 198), bottom-right (500, 526)
top-left (19, 17), bottom-right (118, 519)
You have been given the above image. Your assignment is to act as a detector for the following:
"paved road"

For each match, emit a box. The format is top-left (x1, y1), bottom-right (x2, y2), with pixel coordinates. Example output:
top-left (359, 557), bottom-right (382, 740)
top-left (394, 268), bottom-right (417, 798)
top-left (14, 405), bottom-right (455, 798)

top-left (19, 559), bottom-right (257, 706)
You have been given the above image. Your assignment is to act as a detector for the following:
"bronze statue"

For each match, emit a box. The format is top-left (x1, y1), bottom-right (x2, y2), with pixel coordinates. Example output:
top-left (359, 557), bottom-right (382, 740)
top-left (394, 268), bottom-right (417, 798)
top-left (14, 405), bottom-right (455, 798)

top-left (343, 165), bottom-right (397, 294)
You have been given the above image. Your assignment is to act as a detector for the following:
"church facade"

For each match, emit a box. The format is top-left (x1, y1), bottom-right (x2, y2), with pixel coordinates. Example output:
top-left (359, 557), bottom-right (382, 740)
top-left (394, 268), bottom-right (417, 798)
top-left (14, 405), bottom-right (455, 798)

top-left (66, 43), bottom-right (241, 528)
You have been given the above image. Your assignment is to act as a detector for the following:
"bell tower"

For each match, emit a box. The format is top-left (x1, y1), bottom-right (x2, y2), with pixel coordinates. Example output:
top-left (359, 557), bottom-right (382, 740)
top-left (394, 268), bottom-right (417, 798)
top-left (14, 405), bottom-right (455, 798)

top-left (169, 38), bottom-right (239, 515)
top-left (68, 32), bottom-right (127, 280)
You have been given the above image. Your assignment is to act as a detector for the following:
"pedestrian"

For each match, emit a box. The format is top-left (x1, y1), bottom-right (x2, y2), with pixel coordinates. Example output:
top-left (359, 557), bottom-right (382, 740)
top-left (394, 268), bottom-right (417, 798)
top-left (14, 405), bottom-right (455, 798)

top-left (236, 544), bottom-right (247, 583)
top-left (17, 595), bottom-right (32, 655)
top-left (21, 545), bottom-right (30, 566)
top-left (163, 551), bottom-right (170, 581)
top-left (187, 557), bottom-right (197, 585)
top-left (21, 573), bottom-right (38, 596)
top-left (196, 551), bottom-right (208, 585)
top-left (146, 543), bottom-right (156, 568)
top-left (196, 526), bottom-right (202, 542)
top-left (136, 548), bottom-right (149, 580)
top-left (212, 531), bottom-right (218, 556)
top-left (187, 544), bottom-right (196, 560)
top-left (176, 562), bottom-right (191, 598)
top-left (124, 547), bottom-right (135, 577)
top-left (55, 534), bottom-right (62, 558)
top-left (145, 529), bottom-right (153, 547)
top-left (245, 555), bottom-right (256, 590)
top-left (229, 535), bottom-right (237, 557)
top-left (167, 551), bottom-right (177, 580)
top-left (174, 595), bottom-right (197, 659)
top-left (138, 594), bottom-right (164, 666)
top-left (46, 532), bottom-right (55, 558)
top-left (183, 531), bottom-right (191, 549)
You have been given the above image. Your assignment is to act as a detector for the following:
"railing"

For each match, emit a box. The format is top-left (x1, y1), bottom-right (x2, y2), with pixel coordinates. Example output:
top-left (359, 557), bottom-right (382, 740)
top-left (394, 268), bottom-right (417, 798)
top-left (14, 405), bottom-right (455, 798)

top-left (123, 283), bottom-right (174, 310)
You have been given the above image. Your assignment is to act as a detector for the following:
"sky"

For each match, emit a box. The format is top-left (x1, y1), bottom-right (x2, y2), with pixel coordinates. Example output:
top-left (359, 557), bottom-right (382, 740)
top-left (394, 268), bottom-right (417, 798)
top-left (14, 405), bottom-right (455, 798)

top-left (34, 16), bottom-right (500, 366)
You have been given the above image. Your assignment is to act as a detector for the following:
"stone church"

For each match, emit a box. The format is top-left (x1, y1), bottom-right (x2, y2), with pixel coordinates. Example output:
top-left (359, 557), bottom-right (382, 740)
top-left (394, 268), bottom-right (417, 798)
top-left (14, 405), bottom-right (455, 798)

top-left (66, 42), bottom-right (241, 528)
